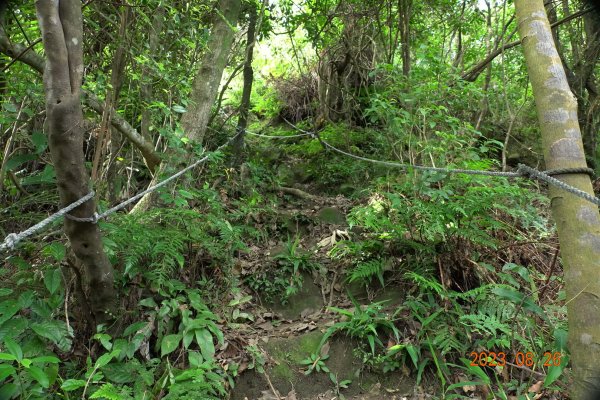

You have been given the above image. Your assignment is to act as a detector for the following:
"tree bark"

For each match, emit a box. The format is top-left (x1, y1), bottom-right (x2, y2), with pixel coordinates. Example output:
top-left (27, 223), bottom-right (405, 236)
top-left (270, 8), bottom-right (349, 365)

top-left (35, 0), bottom-right (117, 325)
top-left (515, 1), bottom-right (600, 398)
top-left (180, 0), bottom-right (241, 144)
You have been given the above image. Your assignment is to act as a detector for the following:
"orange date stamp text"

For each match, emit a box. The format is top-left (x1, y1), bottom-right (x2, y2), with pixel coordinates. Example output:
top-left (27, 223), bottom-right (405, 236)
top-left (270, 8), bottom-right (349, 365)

top-left (468, 351), bottom-right (562, 367)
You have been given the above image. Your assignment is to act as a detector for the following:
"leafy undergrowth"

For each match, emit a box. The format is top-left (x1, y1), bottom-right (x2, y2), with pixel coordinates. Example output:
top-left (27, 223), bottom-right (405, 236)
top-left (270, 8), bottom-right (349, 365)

top-left (0, 125), bottom-right (570, 400)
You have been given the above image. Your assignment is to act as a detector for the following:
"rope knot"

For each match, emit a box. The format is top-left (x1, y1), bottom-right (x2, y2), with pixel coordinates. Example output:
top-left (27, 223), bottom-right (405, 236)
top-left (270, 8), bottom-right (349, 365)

top-left (65, 211), bottom-right (100, 224)
top-left (517, 164), bottom-right (534, 177)
top-left (4, 233), bottom-right (20, 250)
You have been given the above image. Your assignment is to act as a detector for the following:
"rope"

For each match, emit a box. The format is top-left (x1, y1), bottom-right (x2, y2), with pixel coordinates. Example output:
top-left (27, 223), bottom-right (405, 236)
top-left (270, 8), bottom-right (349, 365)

top-left (313, 133), bottom-right (600, 205)
top-left (318, 137), bottom-right (521, 177)
top-left (0, 133), bottom-right (240, 253)
top-left (543, 167), bottom-right (595, 178)
top-left (3, 125), bottom-right (600, 253)
top-left (244, 130), bottom-right (314, 139)
top-left (517, 164), bottom-right (600, 206)
top-left (207, 124), bottom-right (312, 139)
top-left (0, 191), bottom-right (96, 252)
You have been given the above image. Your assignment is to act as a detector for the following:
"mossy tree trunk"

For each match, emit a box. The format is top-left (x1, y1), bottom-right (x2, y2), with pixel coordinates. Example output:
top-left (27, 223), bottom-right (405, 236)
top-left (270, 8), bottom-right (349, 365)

top-left (515, 1), bottom-right (600, 397)
top-left (181, 0), bottom-right (241, 144)
top-left (36, 0), bottom-right (117, 325)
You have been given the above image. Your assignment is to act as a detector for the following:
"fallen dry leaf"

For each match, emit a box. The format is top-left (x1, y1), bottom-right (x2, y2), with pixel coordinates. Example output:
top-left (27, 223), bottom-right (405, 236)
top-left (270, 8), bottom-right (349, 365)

top-left (528, 380), bottom-right (543, 393)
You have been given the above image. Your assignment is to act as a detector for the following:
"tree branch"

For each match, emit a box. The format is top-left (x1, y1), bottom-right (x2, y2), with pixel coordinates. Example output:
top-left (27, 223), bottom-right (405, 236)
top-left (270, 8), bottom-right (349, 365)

top-left (462, 7), bottom-right (594, 82)
top-left (0, 28), bottom-right (161, 172)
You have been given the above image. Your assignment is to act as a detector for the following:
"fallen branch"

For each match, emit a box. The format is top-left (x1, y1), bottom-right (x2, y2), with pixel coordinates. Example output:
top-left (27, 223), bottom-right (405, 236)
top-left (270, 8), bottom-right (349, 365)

top-left (276, 186), bottom-right (319, 201)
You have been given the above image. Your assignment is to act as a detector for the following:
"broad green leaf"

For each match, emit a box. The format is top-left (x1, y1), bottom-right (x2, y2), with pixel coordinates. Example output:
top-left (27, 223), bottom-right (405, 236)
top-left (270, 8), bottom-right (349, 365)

top-left (492, 287), bottom-right (547, 320)
top-left (27, 365), bottom-right (50, 388)
top-left (0, 382), bottom-right (18, 399)
top-left (0, 300), bottom-right (20, 326)
top-left (178, 189), bottom-right (195, 199)
top-left (61, 378), bottom-right (87, 391)
top-left (183, 331), bottom-right (194, 349)
top-left (554, 328), bottom-right (568, 351)
top-left (31, 320), bottom-right (72, 352)
top-left (5, 153), bottom-right (37, 171)
top-left (139, 298), bottom-right (157, 308)
top-left (94, 350), bottom-right (119, 369)
top-left (0, 364), bottom-right (16, 380)
top-left (544, 364), bottom-right (564, 388)
top-left (160, 334), bottom-right (181, 357)
top-left (0, 353), bottom-right (16, 361)
top-left (94, 333), bottom-right (113, 351)
top-left (30, 132), bottom-right (48, 154)
top-left (122, 322), bottom-right (147, 337)
top-left (31, 355), bottom-right (60, 364)
top-left (18, 290), bottom-right (34, 308)
top-left (3, 102), bottom-right (17, 112)
top-left (188, 351), bottom-right (203, 367)
top-left (195, 329), bottom-right (215, 361)
top-left (21, 164), bottom-right (55, 186)
top-left (42, 243), bottom-right (66, 262)
top-left (172, 105), bottom-right (187, 113)
top-left (101, 362), bottom-right (137, 384)
top-left (3, 337), bottom-right (22, 361)
top-left (44, 268), bottom-right (62, 295)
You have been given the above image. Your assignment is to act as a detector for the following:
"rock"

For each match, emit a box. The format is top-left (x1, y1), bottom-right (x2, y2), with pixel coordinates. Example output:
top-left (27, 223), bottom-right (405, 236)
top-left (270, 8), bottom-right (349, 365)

top-left (316, 207), bottom-right (346, 225)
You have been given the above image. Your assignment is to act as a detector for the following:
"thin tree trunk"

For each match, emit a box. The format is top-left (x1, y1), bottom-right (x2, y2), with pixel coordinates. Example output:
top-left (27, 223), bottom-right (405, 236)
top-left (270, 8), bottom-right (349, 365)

top-left (35, 0), bottom-right (117, 325)
top-left (398, 0), bottom-right (412, 78)
top-left (231, 5), bottom-right (259, 166)
top-left (105, 6), bottom-right (133, 203)
top-left (515, 1), bottom-right (600, 398)
top-left (140, 6), bottom-right (164, 142)
top-left (180, 0), bottom-right (241, 144)
top-left (92, 6), bottom-right (131, 186)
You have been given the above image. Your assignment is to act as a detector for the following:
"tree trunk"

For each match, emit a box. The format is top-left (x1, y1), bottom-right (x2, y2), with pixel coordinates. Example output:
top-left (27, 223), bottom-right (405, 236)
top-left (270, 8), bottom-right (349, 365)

top-left (35, 0), bottom-right (117, 325)
top-left (140, 6), bottom-right (165, 143)
top-left (180, 0), bottom-right (241, 144)
top-left (105, 6), bottom-right (132, 203)
top-left (398, 0), bottom-right (412, 78)
top-left (515, 1), bottom-right (600, 398)
top-left (130, 0), bottom-right (240, 214)
top-left (231, 5), bottom-right (258, 166)
top-left (92, 6), bottom-right (131, 187)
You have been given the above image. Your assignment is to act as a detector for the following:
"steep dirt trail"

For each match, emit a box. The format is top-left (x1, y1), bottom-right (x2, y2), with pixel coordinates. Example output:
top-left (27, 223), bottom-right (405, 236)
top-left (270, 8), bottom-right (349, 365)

top-left (227, 185), bottom-right (422, 400)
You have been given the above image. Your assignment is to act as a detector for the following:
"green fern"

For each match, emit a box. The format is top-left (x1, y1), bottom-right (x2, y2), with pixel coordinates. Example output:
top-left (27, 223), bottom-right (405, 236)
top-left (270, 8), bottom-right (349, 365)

top-left (349, 259), bottom-right (385, 286)
top-left (89, 383), bottom-right (132, 400)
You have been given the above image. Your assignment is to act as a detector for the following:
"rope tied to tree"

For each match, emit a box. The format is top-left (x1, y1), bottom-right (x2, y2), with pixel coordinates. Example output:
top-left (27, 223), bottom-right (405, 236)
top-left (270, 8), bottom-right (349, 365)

top-left (2, 129), bottom-right (600, 253)
top-left (0, 132), bottom-right (242, 253)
